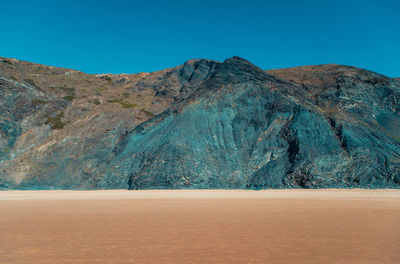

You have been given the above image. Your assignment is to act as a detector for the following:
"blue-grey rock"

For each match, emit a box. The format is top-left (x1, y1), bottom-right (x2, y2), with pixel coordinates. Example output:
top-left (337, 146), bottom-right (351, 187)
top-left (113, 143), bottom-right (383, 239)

top-left (0, 57), bottom-right (399, 189)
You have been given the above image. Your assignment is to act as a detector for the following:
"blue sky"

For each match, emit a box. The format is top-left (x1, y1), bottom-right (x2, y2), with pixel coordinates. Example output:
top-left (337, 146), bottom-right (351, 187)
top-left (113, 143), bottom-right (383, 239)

top-left (1, 0), bottom-right (399, 76)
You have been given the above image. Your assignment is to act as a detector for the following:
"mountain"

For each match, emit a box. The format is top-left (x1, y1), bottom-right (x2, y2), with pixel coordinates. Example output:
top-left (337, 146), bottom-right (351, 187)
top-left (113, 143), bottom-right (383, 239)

top-left (0, 56), bottom-right (399, 189)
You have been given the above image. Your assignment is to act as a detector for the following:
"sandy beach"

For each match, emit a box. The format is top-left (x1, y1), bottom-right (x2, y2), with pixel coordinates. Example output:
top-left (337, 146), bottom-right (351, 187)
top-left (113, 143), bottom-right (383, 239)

top-left (1, 189), bottom-right (399, 264)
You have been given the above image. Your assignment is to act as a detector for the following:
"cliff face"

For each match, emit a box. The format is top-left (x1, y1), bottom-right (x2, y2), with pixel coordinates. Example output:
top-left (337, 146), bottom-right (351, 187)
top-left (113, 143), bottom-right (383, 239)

top-left (0, 56), bottom-right (399, 189)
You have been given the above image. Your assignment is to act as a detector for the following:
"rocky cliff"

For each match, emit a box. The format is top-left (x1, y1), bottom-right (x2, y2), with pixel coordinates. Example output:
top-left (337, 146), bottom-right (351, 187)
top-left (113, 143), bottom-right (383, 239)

top-left (0, 56), bottom-right (399, 189)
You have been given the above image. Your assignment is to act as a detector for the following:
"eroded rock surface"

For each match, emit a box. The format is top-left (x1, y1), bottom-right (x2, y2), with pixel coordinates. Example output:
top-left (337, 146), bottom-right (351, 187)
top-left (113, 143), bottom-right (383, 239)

top-left (0, 57), bottom-right (399, 189)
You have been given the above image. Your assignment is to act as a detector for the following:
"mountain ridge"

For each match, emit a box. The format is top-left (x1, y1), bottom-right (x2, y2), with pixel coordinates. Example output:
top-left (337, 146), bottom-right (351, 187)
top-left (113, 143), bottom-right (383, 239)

top-left (0, 56), bottom-right (399, 189)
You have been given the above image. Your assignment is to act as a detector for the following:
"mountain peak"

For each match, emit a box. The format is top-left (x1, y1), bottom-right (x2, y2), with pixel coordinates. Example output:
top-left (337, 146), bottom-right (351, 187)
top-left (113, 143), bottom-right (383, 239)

top-left (224, 55), bottom-right (248, 62)
top-left (216, 56), bottom-right (268, 80)
top-left (223, 56), bottom-right (260, 68)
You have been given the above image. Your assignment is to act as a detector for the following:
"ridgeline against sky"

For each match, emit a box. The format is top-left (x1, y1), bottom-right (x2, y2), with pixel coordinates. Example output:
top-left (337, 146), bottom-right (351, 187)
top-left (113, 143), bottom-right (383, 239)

top-left (1, 0), bottom-right (399, 76)
top-left (1, 55), bottom-right (399, 189)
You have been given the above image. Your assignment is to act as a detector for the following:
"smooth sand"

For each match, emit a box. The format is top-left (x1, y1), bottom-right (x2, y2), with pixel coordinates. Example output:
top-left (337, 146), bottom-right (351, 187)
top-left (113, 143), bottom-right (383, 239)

top-left (1, 190), bottom-right (399, 264)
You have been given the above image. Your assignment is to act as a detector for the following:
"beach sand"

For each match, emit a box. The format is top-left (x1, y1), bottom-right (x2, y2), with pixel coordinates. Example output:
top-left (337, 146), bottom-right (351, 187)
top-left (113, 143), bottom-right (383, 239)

top-left (1, 189), bottom-right (399, 263)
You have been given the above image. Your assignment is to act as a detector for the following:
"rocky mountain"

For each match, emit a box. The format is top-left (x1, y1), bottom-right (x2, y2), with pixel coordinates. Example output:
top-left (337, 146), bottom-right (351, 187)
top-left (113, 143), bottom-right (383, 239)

top-left (0, 56), bottom-right (399, 189)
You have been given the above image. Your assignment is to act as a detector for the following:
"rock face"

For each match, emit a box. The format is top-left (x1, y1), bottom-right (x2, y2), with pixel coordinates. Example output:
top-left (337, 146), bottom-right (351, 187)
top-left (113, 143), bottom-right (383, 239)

top-left (0, 56), bottom-right (399, 189)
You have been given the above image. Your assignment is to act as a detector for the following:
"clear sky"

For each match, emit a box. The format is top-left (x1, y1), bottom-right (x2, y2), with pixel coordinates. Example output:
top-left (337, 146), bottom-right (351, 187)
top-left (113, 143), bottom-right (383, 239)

top-left (1, 0), bottom-right (399, 76)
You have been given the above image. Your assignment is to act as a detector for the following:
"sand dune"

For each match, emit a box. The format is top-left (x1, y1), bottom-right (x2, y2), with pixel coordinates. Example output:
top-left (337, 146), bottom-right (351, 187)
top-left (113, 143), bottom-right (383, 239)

top-left (1, 190), bottom-right (399, 263)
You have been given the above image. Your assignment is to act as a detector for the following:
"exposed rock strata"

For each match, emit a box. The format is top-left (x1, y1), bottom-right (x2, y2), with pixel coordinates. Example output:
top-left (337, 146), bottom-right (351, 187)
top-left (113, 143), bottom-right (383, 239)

top-left (0, 56), bottom-right (399, 189)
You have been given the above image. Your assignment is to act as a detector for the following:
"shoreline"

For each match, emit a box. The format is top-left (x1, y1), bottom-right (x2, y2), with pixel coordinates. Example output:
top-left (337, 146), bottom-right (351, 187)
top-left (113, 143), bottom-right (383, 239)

top-left (1, 189), bottom-right (399, 201)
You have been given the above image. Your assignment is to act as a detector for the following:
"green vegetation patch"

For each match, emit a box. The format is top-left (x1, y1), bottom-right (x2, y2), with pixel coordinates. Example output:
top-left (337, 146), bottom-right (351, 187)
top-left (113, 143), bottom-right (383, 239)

top-left (31, 99), bottom-right (48, 105)
top-left (108, 99), bottom-right (137, 108)
top-left (96, 87), bottom-right (107, 95)
top-left (62, 87), bottom-right (75, 94)
top-left (140, 109), bottom-right (154, 117)
top-left (2, 60), bottom-right (12, 65)
top-left (45, 112), bottom-right (67, 130)
top-left (63, 95), bottom-right (75, 101)
top-left (61, 86), bottom-right (75, 101)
